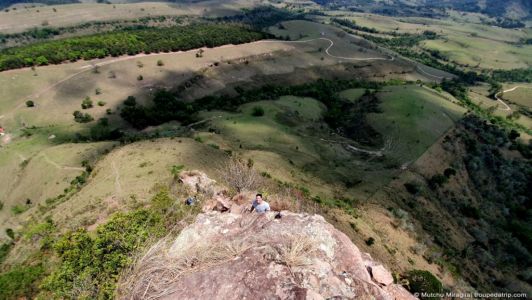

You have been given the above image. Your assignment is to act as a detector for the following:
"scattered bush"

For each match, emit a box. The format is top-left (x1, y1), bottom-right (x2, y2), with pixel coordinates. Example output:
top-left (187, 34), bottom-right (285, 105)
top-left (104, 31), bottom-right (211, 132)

top-left (137, 75), bottom-right (143, 81)
top-left (365, 237), bottom-right (375, 246)
top-left (25, 100), bottom-right (34, 107)
top-left (97, 101), bottom-right (106, 106)
top-left (157, 60), bottom-right (164, 66)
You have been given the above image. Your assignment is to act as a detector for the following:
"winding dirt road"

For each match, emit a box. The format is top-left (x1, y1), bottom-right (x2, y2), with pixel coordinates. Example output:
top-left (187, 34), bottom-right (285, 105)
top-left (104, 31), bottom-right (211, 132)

top-left (495, 86), bottom-right (531, 111)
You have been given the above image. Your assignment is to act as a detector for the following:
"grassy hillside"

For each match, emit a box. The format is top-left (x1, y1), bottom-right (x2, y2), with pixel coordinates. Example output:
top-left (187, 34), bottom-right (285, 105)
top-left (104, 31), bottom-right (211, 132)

top-left (0, 3), bottom-right (530, 298)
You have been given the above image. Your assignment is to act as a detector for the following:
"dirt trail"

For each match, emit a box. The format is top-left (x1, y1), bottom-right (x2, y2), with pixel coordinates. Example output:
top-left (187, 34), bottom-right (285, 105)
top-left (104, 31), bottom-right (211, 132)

top-left (259, 38), bottom-right (394, 61)
top-left (40, 153), bottom-right (85, 171)
top-left (111, 160), bottom-right (122, 197)
top-left (495, 86), bottom-right (531, 111)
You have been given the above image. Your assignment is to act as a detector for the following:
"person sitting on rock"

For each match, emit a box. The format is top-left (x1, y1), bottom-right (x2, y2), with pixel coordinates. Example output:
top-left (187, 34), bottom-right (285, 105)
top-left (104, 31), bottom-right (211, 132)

top-left (250, 193), bottom-right (270, 213)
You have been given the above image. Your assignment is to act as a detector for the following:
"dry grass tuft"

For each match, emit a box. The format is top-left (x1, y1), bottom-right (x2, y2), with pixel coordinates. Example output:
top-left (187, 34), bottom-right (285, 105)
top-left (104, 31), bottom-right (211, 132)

top-left (276, 235), bottom-right (317, 268)
top-left (118, 237), bottom-right (253, 300)
top-left (268, 188), bottom-right (302, 212)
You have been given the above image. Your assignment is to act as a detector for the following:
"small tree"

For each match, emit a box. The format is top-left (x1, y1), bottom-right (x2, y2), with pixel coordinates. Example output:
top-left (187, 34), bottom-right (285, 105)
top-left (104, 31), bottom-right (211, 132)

top-left (137, 75), bottom-right (143, 81)
top-left (25, 100), bottom-right (35, 107)
top-left (157, 60), bottom-right (164, 66)
top-left (97, 101), bottom-right (106, 107)
top-left (95, 88), bottom-right (102, 95)
top-left (251, 106), bottom-right (264, 117)
top-left (219, 156), bottom-right (262, 193)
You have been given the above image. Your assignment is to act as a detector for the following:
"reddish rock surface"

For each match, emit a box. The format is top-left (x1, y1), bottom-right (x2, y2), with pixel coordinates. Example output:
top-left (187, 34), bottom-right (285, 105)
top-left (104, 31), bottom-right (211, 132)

top-left (123, 171), bottom-right (417, 300)
top-left (127, 210), bottom-right (416, 299)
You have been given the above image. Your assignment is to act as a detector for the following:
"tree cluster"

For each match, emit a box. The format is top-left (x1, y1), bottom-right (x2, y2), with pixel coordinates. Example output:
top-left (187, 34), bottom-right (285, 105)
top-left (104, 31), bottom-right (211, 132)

top-left (0, 24), bottom-right (265, 71)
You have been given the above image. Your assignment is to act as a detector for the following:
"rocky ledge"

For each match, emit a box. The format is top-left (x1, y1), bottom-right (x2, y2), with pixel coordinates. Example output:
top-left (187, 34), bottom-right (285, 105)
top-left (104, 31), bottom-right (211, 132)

top-left (124, 209), bottom-right (417, 300)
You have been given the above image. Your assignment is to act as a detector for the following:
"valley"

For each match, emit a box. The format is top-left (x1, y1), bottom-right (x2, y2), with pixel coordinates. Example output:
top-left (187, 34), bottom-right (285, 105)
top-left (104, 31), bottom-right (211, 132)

top-left (0, 1), bottom-right (530, 299)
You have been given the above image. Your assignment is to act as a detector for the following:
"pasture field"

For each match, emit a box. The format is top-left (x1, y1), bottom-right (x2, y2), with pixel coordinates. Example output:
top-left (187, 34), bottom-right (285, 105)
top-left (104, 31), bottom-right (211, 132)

top-left (421, 37), bottom-right (531, 70)
top-left (323, 11), bottom-right (532, 70)
top-left (369, 85), bottom-right (466, 163)
top-left (196, 85), bottom-right (465, 199)
top-left (339, 88), bottom-right (366, 102)
top-left (268, 20), bottom-right (385, 59)
top-left (0, 41), bottom-right (294, 130)
top-left (0, 0), bottom-right (256, 34)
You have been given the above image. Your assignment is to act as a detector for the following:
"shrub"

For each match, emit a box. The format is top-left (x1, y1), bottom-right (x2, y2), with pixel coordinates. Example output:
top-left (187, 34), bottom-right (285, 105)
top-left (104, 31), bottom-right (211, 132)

top-left (0, 265), bottom-right (45, 300)
top-left (170, 164), bottom-right (185, 178)
top-left (41, 209), bottom-right (164, 299)
top-left (404, 270), bottom-right (443, 299)
top-left (6, 228), bottom-right (15, 240)
top-left (23, 219), bottom-right (55, 249)
top-left (443, 167), bottom-right (456, 178)
top-left (0, 243), bottom-right (12, 264)
top-left (11, 205), bottom-right (28, 215)
top-left (365, 237), bottom-right (375, 246)
top-left (218, 156), bottom-right (262, 192)
top-left (251, 106), bottom-right (265, 117)
top-left (95, 88), bottom-right (102, 95)
top-left (81, 97), bottom-right (93, 109)
top-left (97, 101), bottom-right (106, 107)
top-left (25, 100), bottom-right (35, 107)
top-left (157, 60), bottom-right (164, 66)
top-left (137, 75), bottom-right (143, 81)
top-left (428, 174), bottom-right (447, 189)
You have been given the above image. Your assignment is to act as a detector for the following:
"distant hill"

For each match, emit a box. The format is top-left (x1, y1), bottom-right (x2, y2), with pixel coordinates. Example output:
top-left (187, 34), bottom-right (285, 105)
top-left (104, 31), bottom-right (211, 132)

top-left (312, 0), bottom-right (532, 21)
top-left (0, 0), bottom-right (80, 9)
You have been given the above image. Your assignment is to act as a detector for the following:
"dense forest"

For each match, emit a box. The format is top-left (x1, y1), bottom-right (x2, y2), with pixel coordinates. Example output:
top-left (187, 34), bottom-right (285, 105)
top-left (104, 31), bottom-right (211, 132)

top-left (405, 115), bottom-right (532, 292)
top-left (0, 24), bottom-right (266, 71)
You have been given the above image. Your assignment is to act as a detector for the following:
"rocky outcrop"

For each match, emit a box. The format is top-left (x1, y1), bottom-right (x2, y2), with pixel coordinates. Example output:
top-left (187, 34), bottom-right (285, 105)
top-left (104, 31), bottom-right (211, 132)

top-left (123, 209), bottom-right (417, 300)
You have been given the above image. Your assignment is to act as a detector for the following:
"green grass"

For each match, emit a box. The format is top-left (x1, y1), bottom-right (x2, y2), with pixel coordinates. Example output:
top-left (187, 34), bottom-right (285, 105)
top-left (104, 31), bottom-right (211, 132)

top-left (368, 85), bottom-right (466, 163)
top-left (323, 10), bottom-right (531, 70)
top-left (339, 88), bottom-right (367, 102)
